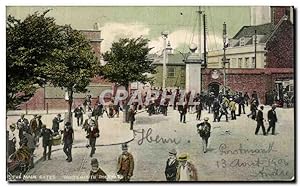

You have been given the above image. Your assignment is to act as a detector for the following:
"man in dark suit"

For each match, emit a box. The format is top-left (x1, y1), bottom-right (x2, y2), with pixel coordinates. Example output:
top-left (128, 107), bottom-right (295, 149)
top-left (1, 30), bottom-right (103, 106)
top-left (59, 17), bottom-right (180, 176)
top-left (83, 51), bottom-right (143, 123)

top-left (86, 122), bottom-right (99, 157)
top-left (52, 114), bottom-right (63, 133)
top-left (267, 104), bottom-right (278, 135)
top-left (212, 98), bottom-right (220, 122)
top-left (197, 117), bottom-right (211, 153)
top-left (165, 149), bottom-right (178, 181)
top-left (62, 122), bottom-right (74, 162)
top-left (40, 125), bottom-right (53, 161)
top-left (178, 103), bottom-right (187, 123)
top-left (128, 105), bottom-right (137, 130)
top-left (16, 114), bottom-right (29, 140)
top-left (74, 105), bottom-right (84, 127)
top-left (255, 106), bottom-right (267, 135)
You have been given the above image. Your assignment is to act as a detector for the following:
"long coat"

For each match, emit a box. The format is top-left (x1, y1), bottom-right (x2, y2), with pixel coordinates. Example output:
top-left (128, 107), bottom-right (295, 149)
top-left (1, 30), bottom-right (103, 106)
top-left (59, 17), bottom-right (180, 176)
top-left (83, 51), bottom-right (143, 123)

top-left (40, 128), bottom-right (53, 147)
top-left (86, 127), bottom-right (99, 139)
top-left (89, 168), bottom-right (107, 181)
top-left (267, 109), bottom-right (277, 123)
top-left (52, 117), bottom-right (63, 132)
top-left (117, 152), bottom-right (134, 177)
top-left (128, 109), bottom-right (136, 122)
top-left (165, 159), bottom-right (178, 181)
top-left (176, 161), bottom-right (198, 181)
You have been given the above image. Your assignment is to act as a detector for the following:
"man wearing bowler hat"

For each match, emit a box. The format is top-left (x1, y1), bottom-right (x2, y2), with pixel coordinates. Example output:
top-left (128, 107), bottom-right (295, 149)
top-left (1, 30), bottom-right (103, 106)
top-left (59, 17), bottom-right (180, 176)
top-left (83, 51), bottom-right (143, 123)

top-left (89, 158), bottom-right (107, 181)
top-left (267, 104), bottom-right (278, 135)
top-left (165, 149), bottom-right (178, 181)
top-left (117, 143), bottom-right (134, 181)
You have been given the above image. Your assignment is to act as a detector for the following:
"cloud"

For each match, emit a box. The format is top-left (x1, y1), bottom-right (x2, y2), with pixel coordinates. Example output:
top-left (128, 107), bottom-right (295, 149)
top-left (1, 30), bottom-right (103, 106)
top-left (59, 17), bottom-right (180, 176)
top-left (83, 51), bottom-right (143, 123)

top-left (100, 22), bottom-right (223, 54)
top-left (100, 22), bottom-right (150, 52)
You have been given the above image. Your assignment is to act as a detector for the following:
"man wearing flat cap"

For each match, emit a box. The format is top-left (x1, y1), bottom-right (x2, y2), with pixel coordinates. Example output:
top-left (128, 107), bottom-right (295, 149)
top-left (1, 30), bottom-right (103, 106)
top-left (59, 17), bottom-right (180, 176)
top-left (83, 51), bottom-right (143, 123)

top-left (165, 149), bottom-right (178, 181)
top-left (176, 153), bottom-right (197, 181)
top-left (197, 117), bottom-right (211, 153)
top-left (117, 143), bottom-right (134, 181)
top-left (89, 158), bottom-right (107, 182)
top-left (267, 104), bottom-right (278, 135)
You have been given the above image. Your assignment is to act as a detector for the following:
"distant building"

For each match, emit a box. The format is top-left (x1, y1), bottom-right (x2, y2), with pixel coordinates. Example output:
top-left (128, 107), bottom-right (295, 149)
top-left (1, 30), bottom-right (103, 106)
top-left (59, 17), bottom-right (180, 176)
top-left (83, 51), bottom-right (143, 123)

top-left (203, 6), bottom-right (294, 104)
top-left (19, 24), bottom-right (113, 110)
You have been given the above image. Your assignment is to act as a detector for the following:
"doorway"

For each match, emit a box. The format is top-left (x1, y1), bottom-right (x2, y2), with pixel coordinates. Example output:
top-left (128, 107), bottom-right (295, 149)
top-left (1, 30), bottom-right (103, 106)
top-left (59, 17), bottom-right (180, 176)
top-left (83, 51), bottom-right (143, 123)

top-left (208, 82), bottom-right (220, 96)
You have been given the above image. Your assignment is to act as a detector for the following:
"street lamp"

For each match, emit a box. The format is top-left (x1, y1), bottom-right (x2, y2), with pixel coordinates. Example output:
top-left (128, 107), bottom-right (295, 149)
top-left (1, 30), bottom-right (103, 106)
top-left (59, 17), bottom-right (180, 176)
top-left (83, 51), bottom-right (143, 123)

top-left (161, 31), bottom-right (169, 89)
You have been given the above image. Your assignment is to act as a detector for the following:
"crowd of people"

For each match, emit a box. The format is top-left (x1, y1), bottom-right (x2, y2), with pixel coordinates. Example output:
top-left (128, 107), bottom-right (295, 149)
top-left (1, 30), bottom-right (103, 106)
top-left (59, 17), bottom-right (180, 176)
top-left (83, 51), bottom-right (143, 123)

top-left (7, 88), bottom-right (281, 181)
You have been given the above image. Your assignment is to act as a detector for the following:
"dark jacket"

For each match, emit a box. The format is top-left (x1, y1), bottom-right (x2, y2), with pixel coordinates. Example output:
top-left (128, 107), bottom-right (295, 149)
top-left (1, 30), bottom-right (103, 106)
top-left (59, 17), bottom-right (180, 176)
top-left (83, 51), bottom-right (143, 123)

top-left (165, 159), bottom-right (178, 181)
top-left (128, 109), bottom-right (136, 122)
top-left (197, 122), bottom-right (211, 138)
top-left (63, 127), bottom-right (74, 145)
top-left (40, 128), bottom-right (53, 147)
top-left (256, 110), bottom-right (264, 122)
top-left (86, 127), bottom-right (99, 139)
top-left (267, 109), bottom-right (278, 123)
top-left (74, 107), bottom-right (84, 118)
top-left (52, 117), bottom-right (63, 132)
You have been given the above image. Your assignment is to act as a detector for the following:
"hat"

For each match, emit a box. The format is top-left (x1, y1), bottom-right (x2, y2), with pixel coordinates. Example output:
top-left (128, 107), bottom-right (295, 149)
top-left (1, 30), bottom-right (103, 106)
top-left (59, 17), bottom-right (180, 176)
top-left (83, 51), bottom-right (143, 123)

top-left (37, 114), bottom-right (42, 118)
top-left (10, 123), bottom-right (16, 129)
top-left (65, 122), bottom-right (71, 126)
top-left (204, 117), bottom-right (209, 121)
top-left (122, 143), bottom-right (128, 150)
top-left (229, 98), bottom-right (233, 101)
top-left (42, 124), bottom-right (46, 128)
top-left (33, 114), bottom-right (38, 117)
top-left (169, 149), bottom-right (177, 155)
top-left (91, 158), bottom-right (98, 166)
top-left (57, 113), bottom-right (61, 117)
top-left (178, 153), bottom-right (188, 161)
top-left (272, 104), bottom-right (277, 108)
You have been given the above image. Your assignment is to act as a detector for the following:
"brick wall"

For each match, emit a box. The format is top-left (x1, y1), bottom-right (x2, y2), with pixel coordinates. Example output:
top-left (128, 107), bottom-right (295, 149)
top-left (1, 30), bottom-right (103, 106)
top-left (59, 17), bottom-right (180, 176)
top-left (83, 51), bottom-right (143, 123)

top-left (271, 6), bottom-right (290, 25)
top-left (202, 68), bottom-right (294, 104)
top-left (265, 20), bottom-right (294, 68)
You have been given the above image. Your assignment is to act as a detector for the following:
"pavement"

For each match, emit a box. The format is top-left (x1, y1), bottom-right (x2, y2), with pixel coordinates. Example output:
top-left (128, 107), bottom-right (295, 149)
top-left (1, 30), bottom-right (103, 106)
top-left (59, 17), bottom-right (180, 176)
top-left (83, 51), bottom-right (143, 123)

top-left (6, 112), bottom-right (134, 168)
top-left (6, 105), bottom-right (295, 182)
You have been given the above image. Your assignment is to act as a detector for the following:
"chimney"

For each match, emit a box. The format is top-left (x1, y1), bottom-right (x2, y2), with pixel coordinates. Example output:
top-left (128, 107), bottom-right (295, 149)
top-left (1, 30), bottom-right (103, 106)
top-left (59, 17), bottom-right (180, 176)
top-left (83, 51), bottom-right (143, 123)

top-left (271, 6), bottom-right (291, 25)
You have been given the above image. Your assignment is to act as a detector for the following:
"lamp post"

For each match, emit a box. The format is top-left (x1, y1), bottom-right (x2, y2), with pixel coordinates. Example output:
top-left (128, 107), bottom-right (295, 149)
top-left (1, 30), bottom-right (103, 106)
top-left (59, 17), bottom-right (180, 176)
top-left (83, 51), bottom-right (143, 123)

top-left (161, 31), bottom-right (169, 89)
top-left (222, 22), bottom-right (227, 95)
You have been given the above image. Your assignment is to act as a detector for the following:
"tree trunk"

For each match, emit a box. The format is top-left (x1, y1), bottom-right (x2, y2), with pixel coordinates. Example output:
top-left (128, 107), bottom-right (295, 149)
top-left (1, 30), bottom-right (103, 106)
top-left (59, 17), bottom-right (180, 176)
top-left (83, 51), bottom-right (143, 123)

top-left (123, 84), bottom-right (130, 123)
top-left (68, 90), bottom-right (73, 124)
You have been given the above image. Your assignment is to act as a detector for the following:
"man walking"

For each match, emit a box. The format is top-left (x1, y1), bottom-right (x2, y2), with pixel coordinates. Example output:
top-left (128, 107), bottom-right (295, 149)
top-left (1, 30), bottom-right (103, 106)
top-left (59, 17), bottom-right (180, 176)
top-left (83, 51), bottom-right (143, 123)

top-left (267, 104), bottom-right (278, 135)
top-left (62, 122), bottom-right (74, 162)
top-left (178, 103), bottom-right (187, 123)
top-left (74, 105), bottom-right (84, 127)
top-left (165, 149), bottom-right (178, 181)
top-left (255, 106), bottom-right (267, 135)
top-left (86, 122), bottom-right (99, 157)
top-left (40, 124), bottom-right (53, 161)
top-left (197, 117), bottom-right (211, 153)
top-left (229, 98), bottom-right (237, 120)
top-left (117, 144), bottom-right (134, 181)
top-left (212, 98), bottom-right (220, 122)
top-left (128, 105), bottom-right (137, 130)
top-left (195, 101), bottom-right (203, 121)
top-left (52, 114), bottom-right (63, 134)
top-left (218, 101), bottom-right (229, 122)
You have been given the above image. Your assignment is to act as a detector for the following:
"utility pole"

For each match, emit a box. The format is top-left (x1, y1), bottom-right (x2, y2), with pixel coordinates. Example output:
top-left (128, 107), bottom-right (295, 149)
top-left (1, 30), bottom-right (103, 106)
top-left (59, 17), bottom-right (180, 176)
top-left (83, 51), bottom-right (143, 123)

top-left (161, 31), bottom-right (168, 89)
top-left (197, 6), bottom-right (202, 94)
top-left (254, 29), bottom-right (257, 68)
top-left (222, 22), bottom-right (227, 95)
top-left (203, 13), bottom-right (207, 67)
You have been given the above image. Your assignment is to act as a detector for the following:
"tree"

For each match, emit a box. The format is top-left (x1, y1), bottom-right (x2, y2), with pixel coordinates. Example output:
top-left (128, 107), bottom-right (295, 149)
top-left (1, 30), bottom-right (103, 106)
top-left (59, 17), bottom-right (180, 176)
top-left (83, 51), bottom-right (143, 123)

top-left (39, 25), bottom-right (100, 123)
top-left (6, 10), bottom-right (64, 110)
top-left (101, 37), bottom-right (156, 122)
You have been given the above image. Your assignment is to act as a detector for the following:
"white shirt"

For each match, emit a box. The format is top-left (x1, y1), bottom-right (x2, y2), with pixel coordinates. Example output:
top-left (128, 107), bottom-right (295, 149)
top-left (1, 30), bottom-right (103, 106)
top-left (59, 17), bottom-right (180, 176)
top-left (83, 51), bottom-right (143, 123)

top-left (8, 130), bottom-right (16, 141)
top-left (179, 162), bottom-right (190, 181)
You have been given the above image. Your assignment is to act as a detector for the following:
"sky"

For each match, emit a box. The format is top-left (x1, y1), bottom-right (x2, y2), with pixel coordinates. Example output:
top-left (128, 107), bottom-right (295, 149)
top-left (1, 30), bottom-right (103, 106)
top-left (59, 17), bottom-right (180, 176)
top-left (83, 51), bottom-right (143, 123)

top-left (6, 6), bottom-right (253, 53)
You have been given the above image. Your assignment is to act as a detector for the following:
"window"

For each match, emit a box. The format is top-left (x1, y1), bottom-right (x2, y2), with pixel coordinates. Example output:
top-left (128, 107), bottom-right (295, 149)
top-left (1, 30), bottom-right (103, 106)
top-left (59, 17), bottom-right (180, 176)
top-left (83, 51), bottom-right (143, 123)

top-left (167, 67), bottom-right (175, 78)
top-left (245, 57), bottom-right (249, 68)
top-left (231, 58), bottom-right (236, 68)
top-left (238, 58), bottom-right (243, 68)
top-left (240, 37), bottom-right (245, 46)
top-left (252, 57), bottom-right (256, 68)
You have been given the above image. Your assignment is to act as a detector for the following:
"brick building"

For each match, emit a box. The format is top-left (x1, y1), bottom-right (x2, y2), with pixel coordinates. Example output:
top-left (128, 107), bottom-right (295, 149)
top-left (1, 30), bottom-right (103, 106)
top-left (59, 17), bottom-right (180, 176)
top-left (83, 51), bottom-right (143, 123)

top-left (203, 6), bottom-right (294, 104)
top-left (19, 25), bottom-right (113, 110)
